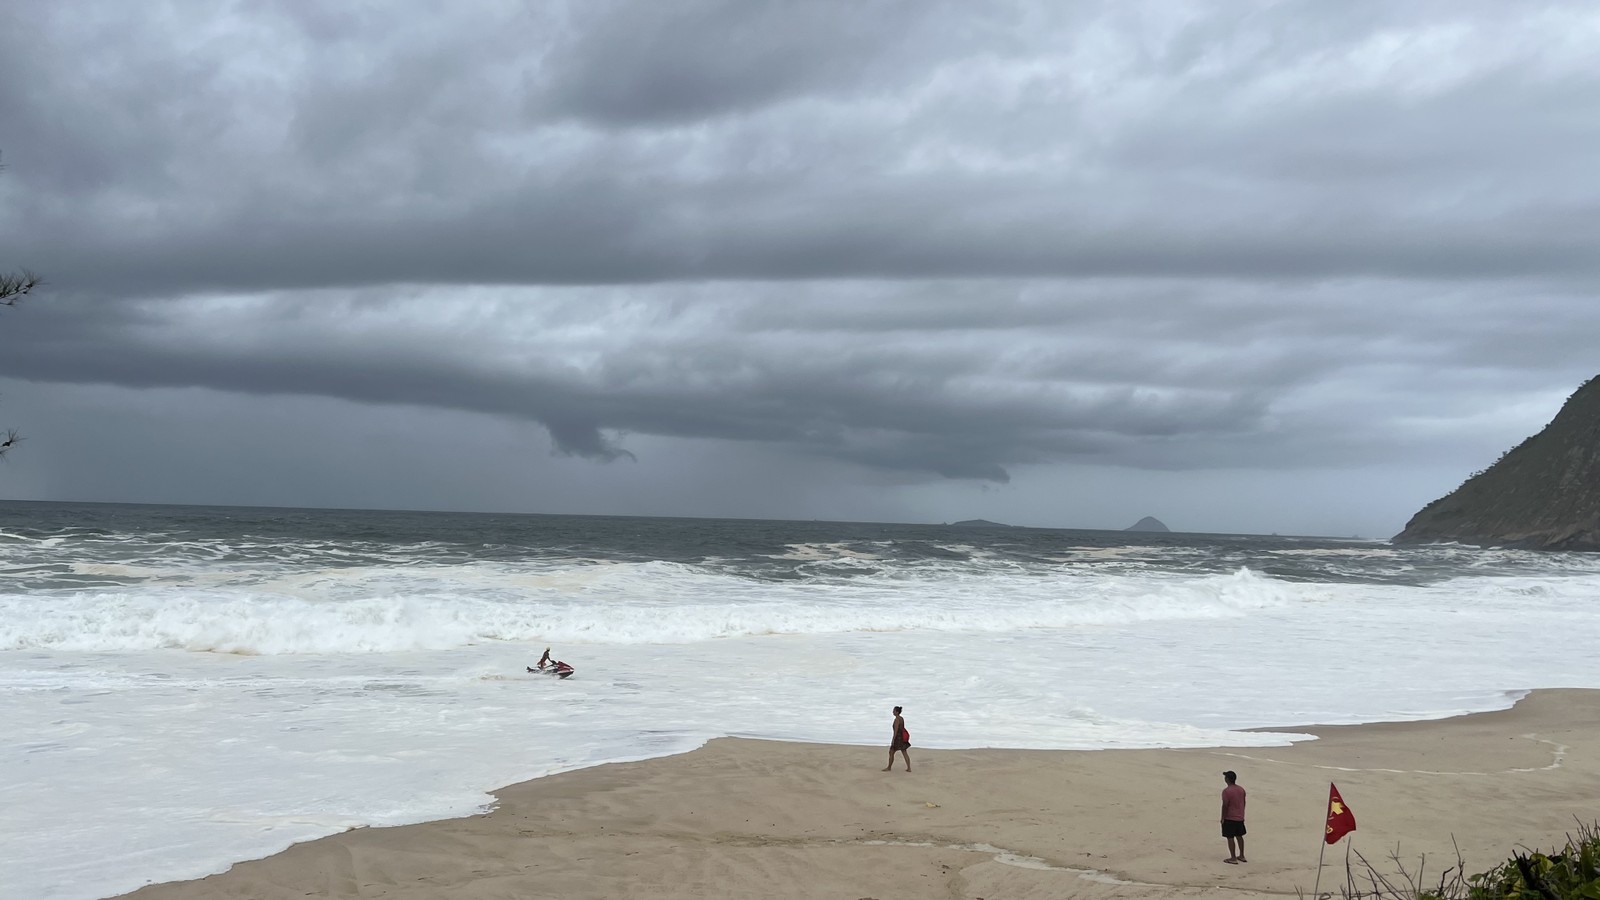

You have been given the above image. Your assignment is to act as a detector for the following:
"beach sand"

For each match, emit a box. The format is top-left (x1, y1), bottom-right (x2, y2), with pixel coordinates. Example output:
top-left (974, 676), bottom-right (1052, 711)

top-left (117, 689), bottom-right (1600, 899)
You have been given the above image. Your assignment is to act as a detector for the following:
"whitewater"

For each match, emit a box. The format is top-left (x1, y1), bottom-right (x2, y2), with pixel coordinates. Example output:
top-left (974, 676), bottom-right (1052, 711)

top-left (5, 501), bottom-right (1600, 900)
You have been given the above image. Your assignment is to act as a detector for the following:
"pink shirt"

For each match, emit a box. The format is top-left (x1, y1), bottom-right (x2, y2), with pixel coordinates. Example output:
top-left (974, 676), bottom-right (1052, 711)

top-left (1222, 784), bottom-right (1246, 821)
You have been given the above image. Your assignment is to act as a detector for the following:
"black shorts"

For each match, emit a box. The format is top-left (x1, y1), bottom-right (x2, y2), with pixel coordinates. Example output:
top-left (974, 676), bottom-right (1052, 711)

top-left (1222, 820), bottom-right (1246, 838)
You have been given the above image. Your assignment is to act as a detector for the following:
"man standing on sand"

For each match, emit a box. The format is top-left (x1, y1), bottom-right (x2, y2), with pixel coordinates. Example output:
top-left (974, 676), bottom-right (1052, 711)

top-left (883, 706), bottom-right (911, 772)
top-left (1221, 770), bottom-right (1247, 863)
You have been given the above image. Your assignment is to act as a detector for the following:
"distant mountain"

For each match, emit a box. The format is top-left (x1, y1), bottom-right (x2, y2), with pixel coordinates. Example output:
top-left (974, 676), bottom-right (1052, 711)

top-left (1125, 516), bottom-right (1170, 532)
top-left (949, 519), bottom-right (1011, 528)
top-left (1394, 376), bottom-right (1600, 551)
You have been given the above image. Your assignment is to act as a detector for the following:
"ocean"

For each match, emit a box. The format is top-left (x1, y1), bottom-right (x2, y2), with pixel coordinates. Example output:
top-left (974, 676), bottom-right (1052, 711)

top-left (4, 500), bottom-right (1599, 899)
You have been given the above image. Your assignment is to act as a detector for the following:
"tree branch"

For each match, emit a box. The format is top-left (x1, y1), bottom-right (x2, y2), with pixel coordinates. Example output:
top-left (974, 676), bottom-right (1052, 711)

top-left (0, 270), bottom-right (42, 305)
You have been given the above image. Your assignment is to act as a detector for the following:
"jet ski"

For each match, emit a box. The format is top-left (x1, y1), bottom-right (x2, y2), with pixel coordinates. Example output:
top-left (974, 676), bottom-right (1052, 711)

top-left (527, 660), bottom-right (575, 679)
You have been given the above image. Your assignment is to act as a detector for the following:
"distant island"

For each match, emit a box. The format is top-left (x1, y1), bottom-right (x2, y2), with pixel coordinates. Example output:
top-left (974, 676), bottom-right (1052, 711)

top-left (1124, 516), bottom-right (1170, 532)
top-left (1394, 375), bottom-right (1600, 551)
top-left (948, 519), bottom-right (1011, 528)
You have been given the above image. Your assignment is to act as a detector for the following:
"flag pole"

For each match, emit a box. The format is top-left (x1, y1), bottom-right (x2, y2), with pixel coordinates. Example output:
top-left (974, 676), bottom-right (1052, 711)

top-left (1313, 781), bottom-right (1338, 900)
top-left (1313, 830), bottom-right (1329, 899)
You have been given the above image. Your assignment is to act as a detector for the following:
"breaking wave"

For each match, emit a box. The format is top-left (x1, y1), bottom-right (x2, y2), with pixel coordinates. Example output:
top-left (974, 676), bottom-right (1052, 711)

top-left (1, 564), bottom-right (1297, 653)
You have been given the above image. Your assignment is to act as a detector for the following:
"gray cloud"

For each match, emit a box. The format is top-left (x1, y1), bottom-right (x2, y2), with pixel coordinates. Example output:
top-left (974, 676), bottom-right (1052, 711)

top-left (3, 1), bottom-right (1599, 534)
top-left (2, 290), bottom-right (1593, 490)
top-left (530, 0), bottom-right (954, 126)
top-left (4, 1), bottom-right (1600, 298)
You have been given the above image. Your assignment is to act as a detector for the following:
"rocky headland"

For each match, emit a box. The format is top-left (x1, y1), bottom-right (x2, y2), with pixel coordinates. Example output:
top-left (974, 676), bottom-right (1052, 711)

top-left (1394, 376), bottom-right (1600, 551)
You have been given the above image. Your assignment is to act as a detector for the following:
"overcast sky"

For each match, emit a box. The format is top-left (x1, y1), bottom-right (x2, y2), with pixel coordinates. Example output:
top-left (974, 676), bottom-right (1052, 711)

top-left (1, 1), bottom-right (1597, 537)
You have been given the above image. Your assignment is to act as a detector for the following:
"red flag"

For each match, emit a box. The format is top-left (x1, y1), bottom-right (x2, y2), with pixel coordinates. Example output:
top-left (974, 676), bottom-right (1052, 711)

top-left (1324, 783), bottom-right (1356, 844)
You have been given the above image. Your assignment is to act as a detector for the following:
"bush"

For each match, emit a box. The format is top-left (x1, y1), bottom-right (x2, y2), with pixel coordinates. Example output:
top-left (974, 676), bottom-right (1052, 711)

top-left (1456, 824), bottom-right (1600, 900)
top-left (1312, 822), bottom-right (1600, 900)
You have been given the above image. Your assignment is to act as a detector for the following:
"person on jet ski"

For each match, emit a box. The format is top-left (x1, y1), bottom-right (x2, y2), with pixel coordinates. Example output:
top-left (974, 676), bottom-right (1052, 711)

top-left (529, 648), bottom-right (575, 677)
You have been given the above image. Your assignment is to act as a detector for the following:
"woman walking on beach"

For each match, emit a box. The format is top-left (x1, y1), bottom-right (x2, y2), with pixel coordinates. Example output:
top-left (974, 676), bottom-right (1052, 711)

top-left (884, 706), bottom-right (911, 772)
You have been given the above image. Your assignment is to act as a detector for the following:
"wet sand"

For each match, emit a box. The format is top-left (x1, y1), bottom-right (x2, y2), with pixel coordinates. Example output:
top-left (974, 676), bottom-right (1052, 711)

top-left (117, 689), bottom-right (1600, 899)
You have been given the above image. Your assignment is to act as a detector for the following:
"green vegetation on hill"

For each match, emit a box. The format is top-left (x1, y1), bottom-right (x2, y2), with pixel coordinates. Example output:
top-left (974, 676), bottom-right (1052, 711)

top-left (1394, 376), bottom-right (1600, 551)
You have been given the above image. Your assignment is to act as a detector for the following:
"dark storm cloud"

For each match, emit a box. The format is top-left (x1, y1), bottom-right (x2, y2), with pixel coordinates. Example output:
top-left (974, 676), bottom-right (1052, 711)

top-left (530, 0), bottom-right (954, 126)
top-left (3, 1), bottom-right (1599, 503)
top-left (3, 291), bottom-right (1595, 487)
top-left (3, 1), bottom-right (1600, 299)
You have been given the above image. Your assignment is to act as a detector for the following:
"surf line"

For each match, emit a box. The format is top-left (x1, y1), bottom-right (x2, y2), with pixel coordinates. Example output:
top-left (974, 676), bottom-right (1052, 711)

top-left (1209, 735), bottom-right (1567, 776)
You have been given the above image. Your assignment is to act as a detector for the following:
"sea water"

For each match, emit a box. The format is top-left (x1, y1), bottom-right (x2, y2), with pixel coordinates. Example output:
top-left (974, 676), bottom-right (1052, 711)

top-left (4, 501), bottom-right (1600, 900)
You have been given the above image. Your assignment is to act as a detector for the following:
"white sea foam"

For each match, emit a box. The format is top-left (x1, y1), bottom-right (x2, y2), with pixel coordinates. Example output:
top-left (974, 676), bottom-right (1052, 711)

top-left (771, 541), bottom-right (887, 560)
top-left (0, 565), bottom-right (1296, 653)
top-left (6, 533), bottom-right (1600, 900)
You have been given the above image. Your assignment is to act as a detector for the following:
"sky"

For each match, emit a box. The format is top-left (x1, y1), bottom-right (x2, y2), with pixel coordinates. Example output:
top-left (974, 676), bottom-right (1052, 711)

top-left (1, 1), bottom-right (1598, 538)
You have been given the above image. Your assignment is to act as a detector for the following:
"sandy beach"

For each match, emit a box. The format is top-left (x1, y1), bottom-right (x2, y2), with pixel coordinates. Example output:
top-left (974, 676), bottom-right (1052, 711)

top-left (117, 688), bottom-right (1600, 900)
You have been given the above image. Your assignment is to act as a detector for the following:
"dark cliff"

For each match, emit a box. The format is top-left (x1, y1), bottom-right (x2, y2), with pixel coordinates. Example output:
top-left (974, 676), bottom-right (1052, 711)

top-left (1393, 376), bottom-right (1600, 551)
top-left (1125, 516), bottom-right (1170, 532)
